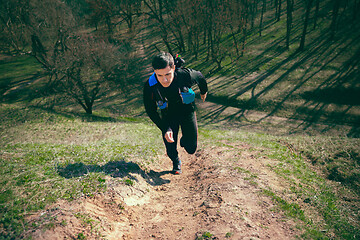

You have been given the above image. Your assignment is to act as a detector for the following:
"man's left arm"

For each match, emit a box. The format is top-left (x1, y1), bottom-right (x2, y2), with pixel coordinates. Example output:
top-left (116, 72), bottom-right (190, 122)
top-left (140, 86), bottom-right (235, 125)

top-left (190, 70), bottom-right (208, 102)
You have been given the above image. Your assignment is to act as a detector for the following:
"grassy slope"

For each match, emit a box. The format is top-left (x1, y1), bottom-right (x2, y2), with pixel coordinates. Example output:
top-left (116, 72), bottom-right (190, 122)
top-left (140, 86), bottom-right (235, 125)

top-left (0, 104), bottom-right (359, 239)
top-left (1, 3), bottom-right (360, 239)
top-left (0, 104), bottom-right (162, 239)
top-left (185, 2), bottom-right (360, 130)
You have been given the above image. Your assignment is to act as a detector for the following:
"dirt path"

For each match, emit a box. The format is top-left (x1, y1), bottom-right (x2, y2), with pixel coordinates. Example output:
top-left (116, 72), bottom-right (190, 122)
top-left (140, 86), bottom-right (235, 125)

top-left (28, 142), bottom-right (302, 239)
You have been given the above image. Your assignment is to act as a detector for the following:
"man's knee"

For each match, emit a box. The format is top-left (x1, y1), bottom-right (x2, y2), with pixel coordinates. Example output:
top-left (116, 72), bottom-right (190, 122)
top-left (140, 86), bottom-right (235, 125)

top-left (185, 144), bottom-right (197, 154)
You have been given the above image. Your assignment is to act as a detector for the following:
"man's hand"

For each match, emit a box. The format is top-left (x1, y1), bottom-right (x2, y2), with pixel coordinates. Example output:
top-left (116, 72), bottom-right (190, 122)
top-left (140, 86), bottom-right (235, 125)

top-left (165, 130), bottom-right (175, 143)
top-left (200, 92), bottom-right (208, 102)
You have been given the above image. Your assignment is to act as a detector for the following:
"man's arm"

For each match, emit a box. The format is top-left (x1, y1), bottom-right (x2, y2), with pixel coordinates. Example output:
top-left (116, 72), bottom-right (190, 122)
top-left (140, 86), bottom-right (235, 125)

top-left (188, 70), bottom-right (208, 101)
top-left (143, 82), bottom-right (167, 132)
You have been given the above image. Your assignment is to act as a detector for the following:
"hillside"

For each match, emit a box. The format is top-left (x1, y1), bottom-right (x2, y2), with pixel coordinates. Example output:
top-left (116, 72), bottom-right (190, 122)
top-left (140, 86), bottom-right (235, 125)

top-left (1, 0), bottom-right (360, 239)
top-left (0, 104), bottom-right (359, 239)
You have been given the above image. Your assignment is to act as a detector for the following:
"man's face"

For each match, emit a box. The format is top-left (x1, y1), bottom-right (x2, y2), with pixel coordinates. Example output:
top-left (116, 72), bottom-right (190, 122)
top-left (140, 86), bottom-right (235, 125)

top-left (154, 65), bottom-right (175, 88)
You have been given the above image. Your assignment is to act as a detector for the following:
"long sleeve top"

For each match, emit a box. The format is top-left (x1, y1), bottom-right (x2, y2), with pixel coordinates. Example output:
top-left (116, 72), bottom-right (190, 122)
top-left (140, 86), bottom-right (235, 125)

top-left (143, 68), bottom-right (208, 133)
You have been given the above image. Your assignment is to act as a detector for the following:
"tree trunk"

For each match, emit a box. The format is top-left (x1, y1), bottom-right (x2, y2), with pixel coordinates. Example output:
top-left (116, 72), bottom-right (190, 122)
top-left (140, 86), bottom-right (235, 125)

top-left (230, 24), bottom-right (240, 57)
top-left (241, 21), bottom-right (248, 57)
top-left (143, 0), bottom-right (173, 54)
top-left (330, 0), bottom-right (341, 40)
top-left (353, 0), bottom-right (359, 21)
top-left (277, 0), bottom-right (282, 22)
top-left (286, 0), bottom-right (293, 49)
top-left (299, 0), bottom-right (313, 51)
top-left (313, 0), bottom-right (320, 29)
top-left (250, 0), bottom-right (257, 29)
top-left (85, 104), bottom-right (93, 115)
top-left (259, 0), bottom-right (266, 36)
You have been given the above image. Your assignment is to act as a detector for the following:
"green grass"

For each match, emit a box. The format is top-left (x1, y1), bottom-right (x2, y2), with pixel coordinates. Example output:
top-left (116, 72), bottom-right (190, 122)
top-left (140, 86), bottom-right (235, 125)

top-left (196, 231), bottom-right (214, 240)
top-left (0, 55), bottom-right (42, 100)
top-left (0, 55), bottom-right (40, 82)
top-left (184, 5), bottom-right (360, 128)
top-left (199, 127), bottom-right (360, 239)
top-left (1, 5), bottom-right (359, 238)
top-left (0, 102), bottom-right (359, 239)
top-left (0, 104), bottom-right (163, 239)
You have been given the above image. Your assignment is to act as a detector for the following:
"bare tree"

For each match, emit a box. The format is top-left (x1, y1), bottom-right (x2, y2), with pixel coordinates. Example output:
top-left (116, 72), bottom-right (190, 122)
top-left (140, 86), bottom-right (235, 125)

top-left (143, 0), bottom-right (174, 54)
top-left (182, 0), bottom-right (204, 57)
top-left (313, 0), bottom-right (320, 29)
top-left (52, 35), bottom-right (123, 114)
top-left (329, 0), bottom-right (341, 40)
top-left (86, 0), bottom-right (115, 34)
top-left (114, 0), bottom-right (142, 30)
top-left (277, 0), bottom-right (282, 22)
top-left (0, 0), bottom-right (128, 114)
top-left (241, 0), bottom-right (249, 57)
top-left (299, 0), bottom-right (314, 51)
top-left (353, 0), bottom-right (360, 21)
top-left (259, 0), bottom-right (266, 36)
top-left (286, 0), bottom-right (293, 49)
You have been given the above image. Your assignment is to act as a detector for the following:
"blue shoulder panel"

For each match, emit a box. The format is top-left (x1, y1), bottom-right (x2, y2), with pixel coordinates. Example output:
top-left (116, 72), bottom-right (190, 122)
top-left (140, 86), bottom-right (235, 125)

top-left (149, 72), bottom-right (157, 86)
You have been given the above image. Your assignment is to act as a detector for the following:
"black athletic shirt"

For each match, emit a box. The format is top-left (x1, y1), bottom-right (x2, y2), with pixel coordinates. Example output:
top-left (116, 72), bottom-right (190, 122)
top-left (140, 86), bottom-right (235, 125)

top-left (143, 68), bottom-right (208, 133)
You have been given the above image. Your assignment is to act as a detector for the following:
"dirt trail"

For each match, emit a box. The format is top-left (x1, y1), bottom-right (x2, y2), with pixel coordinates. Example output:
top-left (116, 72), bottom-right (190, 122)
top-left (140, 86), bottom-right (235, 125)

top-left (28, 142), bottom-right (302, 240)
top-left (125, 146), bottom-right (299, 240)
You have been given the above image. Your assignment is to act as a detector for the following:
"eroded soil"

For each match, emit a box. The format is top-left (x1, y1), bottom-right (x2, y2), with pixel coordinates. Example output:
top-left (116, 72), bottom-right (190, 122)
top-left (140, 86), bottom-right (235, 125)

top-left (27, 143), bottom-right (301, 239)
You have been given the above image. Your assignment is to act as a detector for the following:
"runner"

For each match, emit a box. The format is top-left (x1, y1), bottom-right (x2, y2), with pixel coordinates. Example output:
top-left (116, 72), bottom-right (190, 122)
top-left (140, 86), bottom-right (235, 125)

top-left (143, 52), bottom-right (208, 174)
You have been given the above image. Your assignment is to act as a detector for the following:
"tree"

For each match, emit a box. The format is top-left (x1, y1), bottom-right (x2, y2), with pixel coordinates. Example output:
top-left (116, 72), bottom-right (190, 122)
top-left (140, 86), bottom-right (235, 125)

top-left (259, 0), bottom-right (266, 36)
top-left (203, 0), bottom-right (227, 68)
top-left (0, 0), bottom-right (128, 114)
top-left (286, 0), bottom-right (293, 49)
top-left (277, 0), bottom-right (282, 22)
top-left (86, 0), bottom-right (115, 34)
top-left (352, 0), bottom-right (360, 21)
top-left (52, 35), bottom-right (122, 114)
top-left (143, 0), bottom-right (174, 54)
top-left (329, 0), bottom-right (341, 40)
top-left (114, 0), bottom-right (142, 30)
top-left (313, 0), bottom-right (320, 29)
top-left (241, 0), bottom-right (249, 57)
top-left (182, 0), bottom-right (204, 57)
top-left (299, 0), bottom-right (314, 51)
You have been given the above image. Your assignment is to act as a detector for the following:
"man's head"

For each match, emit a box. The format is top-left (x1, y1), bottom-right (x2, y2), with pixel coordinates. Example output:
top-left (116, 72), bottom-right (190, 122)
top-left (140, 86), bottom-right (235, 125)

top-left (152, 52), bottom-right (175, 88)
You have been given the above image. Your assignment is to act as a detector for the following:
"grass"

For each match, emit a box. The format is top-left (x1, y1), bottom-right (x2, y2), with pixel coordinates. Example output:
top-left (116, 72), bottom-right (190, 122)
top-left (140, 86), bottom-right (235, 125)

top-left (1, 4), bottom-right (359, 238)
top-left (184, 4), bottom-right (360, 128)
top-left (0, 55), bottom-right (40, 82)
top-left (0, 104), bottom-right (163, 239)
top-left (0, 55), bottom-right (42, 101)
top-left (0, 98), bottom-right (359, 239)
top-left (1, 97), bottom-right (358, 240)
top-left (199, 126), bottom-right (360, 239)
top-left (195, 231), bottom-right (214, 240)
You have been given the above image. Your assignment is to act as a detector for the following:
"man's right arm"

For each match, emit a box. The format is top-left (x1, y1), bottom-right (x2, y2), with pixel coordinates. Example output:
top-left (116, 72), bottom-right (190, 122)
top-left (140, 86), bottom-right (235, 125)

top-left (143, 82), bottom-right (168, 133)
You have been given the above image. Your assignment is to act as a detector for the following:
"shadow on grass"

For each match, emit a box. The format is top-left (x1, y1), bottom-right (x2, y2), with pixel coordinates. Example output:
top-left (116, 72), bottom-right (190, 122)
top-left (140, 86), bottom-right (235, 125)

top-left (57, 160), bottom-right (172, 186)
top-left (201, 28), bottom-right (360, 137)
top-left (302, 87), bottom-right (360, 106)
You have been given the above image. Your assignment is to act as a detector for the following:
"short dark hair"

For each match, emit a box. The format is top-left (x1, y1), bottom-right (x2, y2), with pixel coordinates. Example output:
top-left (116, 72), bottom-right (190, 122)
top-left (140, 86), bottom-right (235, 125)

top-left (152, 52), bottom-right (174, 70)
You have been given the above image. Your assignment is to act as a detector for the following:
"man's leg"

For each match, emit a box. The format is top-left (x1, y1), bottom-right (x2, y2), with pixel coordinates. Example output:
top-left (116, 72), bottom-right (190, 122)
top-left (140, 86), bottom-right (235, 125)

top-left (180, 111), bottom-right (198, 154)
top-left (162, 122), bottom-right (181, 173)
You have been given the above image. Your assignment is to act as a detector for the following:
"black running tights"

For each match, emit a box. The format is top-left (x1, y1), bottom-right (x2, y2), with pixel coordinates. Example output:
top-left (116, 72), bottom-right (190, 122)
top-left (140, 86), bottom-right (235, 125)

top-left (162, 111), bottom-right (198, 163)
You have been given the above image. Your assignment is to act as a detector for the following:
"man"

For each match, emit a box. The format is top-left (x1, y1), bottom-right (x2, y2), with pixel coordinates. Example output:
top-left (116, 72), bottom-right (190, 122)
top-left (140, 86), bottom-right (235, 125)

top-left (143, 52), bottom-right (208, 174)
